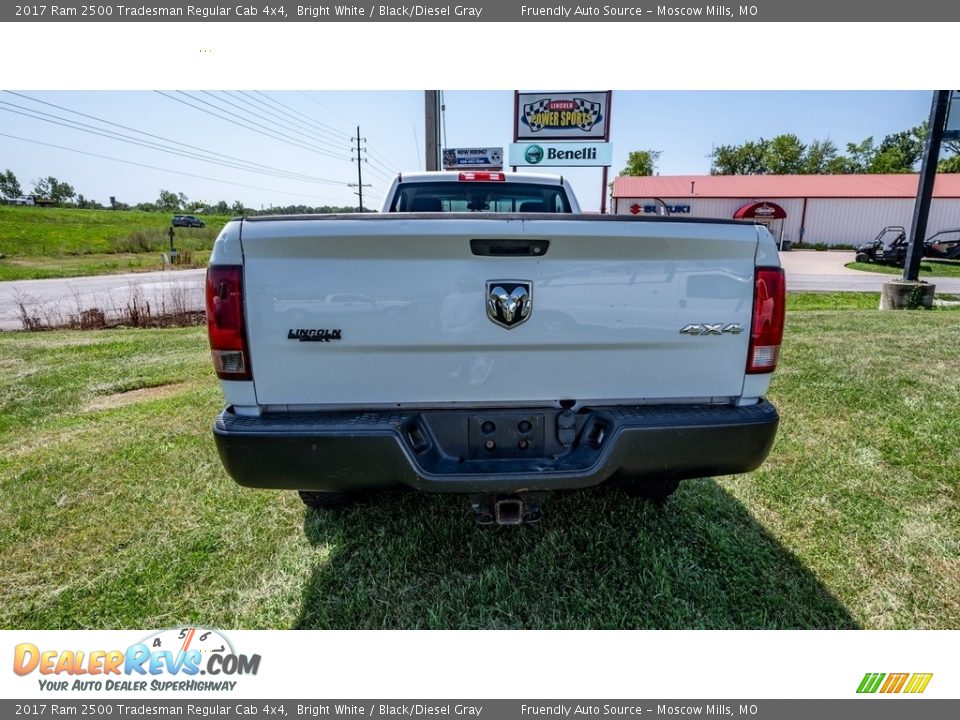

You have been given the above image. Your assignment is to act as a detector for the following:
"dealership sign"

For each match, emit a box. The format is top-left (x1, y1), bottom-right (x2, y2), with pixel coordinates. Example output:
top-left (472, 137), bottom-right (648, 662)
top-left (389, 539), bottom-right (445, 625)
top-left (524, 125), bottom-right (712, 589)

top-left (442, 147), bottom-right (503, 170)
top-left (509, 142), bottom-right (613, 167)
top-left (514, 91), bottom-right (612, 141)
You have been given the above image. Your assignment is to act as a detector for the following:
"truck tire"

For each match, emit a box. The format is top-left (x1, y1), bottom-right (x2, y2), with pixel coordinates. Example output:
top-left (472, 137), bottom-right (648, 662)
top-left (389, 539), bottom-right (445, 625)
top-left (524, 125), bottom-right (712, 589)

top-left (297, 490), bottom-right (354, 510)
top-left (618, 477), bottom-right (681, 504)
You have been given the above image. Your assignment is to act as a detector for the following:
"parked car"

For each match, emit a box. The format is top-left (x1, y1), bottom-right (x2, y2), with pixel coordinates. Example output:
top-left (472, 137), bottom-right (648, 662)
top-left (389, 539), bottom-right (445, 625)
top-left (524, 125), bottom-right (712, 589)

top-left (855, 225), bottom-right (908, 266)
top-left (12, 195), bottom-right (55, 207)
top-left (172, 214), bottom-right (205, 228)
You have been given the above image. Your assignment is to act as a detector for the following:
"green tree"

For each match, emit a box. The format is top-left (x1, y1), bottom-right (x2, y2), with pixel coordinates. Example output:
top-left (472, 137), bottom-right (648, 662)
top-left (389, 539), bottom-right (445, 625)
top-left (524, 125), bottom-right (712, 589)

top-left (75, 195), bottom-right (103, 209)
top-left (231, 200), bottom-right (246, 215)
top-left (840, 138), bottom-right (876, 173)
top-left (709, 121), bottom-right (958, 176)
top-left (0, 169), bottom-right (22, 199)
top-left (32, 176), bottom-right (76, 203)
top-left (762, 134), bottom-right (807, 174)
top-left (156, 189), bottom-right (183, 211)
top-left (620, 150), bottom-right (662, 176)
top-left (803, 139), bottom-right (839, 174)
top-left (872, 123), bottom-right (926, 172)
top-left (710, 139), bottom-right (770, 175)
top-left (938, 155), bottom-right (960, 173)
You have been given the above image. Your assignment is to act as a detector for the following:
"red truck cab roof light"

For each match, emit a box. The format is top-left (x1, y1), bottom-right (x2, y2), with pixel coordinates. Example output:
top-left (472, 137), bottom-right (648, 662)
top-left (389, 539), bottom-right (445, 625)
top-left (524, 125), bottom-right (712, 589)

top-left (747, 267), bottom-right (786, 374)
top-left (206, 265), bottom-right (251, 381)
top-left (459, 172), bottom-right (505, 182)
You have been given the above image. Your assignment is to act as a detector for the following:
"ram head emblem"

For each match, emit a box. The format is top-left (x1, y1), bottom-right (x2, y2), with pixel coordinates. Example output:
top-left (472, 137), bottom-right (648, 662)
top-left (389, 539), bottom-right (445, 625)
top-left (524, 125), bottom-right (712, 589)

top-left (486, 281), bottom-right (533, 329)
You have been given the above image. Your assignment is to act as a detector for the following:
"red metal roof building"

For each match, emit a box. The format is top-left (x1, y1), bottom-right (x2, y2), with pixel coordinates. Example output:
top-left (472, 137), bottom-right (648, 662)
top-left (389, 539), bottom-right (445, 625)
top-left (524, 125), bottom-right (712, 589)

top-left (611, 174), bottom-right (960, 247)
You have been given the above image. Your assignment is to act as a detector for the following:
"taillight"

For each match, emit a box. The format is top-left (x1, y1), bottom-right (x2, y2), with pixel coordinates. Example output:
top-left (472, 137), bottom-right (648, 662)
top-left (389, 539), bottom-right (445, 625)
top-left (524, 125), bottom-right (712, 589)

top-left (205, 265), bottom-right (251, 380)
top-left (747, 267), bottom-right (786, 374)
top-left (459, 172), bottom-right (505, 181)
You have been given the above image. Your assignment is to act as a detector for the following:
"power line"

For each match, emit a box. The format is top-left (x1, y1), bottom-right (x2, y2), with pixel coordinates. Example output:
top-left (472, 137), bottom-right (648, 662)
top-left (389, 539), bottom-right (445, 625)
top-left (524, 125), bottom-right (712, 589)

top-left (0, 100), bottom-right (347, 187)
top-left (0, 132), bottom-right (345, 202)
top-left (296, 91), bottom-right (360, 132)
top-left (188, 90), bottom-right (349, 159)
top-left (292, 90), bottom-right (410, 170)
top-left (234, 90), bottom-right (350, 147)
top-left (366, 142), bottom-right (408, 173)
top-left (360, 161), bottom-right (393, 184)
top-left (412, 125), bottom-right (422, 171)
top-left (201, 90), bottom-right (351, 154)
top-left (249, 91), bottom-right (354, 143)
top-left (364, 152), bottom-right (398, 177)
top-left (155, 91), bottom-right (350, 162)
top-left (2, 91), bottom-right (338, 185)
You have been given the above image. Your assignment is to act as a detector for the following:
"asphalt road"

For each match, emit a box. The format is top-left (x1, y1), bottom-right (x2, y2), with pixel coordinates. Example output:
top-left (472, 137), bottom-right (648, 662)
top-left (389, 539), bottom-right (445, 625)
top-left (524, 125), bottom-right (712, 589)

top-left (0, 268), bottom-right (205, 330)
top-left (778, 250), bottom-right (960, 293)
top-left (1, 252), bottom-right (958, 331)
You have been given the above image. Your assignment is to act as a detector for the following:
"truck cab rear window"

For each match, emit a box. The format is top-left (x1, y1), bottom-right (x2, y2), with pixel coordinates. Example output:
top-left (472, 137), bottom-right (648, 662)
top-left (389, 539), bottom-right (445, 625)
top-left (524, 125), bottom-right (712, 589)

top-left (389, 182), bottom-right (571, 213)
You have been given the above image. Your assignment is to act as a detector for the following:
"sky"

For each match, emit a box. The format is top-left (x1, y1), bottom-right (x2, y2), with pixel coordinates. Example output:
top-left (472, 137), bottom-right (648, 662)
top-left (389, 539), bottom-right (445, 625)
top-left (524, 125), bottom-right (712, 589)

top-left (0, 90), bottom-right (935, 212)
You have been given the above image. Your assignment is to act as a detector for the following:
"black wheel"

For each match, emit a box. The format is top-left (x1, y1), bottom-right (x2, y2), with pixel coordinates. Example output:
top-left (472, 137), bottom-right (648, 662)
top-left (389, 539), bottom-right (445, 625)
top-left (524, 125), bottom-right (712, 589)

top-left (617, 477), bottom-right (681, 504)
top-left (855, 252), bottom-right (870, 263)
top-left (298, 490), bottom-right (354, 510)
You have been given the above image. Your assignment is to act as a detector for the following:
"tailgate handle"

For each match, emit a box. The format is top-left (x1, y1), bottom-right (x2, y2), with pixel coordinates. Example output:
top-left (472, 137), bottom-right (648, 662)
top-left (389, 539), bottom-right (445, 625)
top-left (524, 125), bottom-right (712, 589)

top-left (471, 239), bottom-right (550, 257)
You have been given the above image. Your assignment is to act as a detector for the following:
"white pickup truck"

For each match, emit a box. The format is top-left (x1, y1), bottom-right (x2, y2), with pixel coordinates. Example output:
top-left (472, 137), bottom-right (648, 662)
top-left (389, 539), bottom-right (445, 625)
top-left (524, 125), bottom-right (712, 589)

top-left (206, 171), bottom-right (784, 524)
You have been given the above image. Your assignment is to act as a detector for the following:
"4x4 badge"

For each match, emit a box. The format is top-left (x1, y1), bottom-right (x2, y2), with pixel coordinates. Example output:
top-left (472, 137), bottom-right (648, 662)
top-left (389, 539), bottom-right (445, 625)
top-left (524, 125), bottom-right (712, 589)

top-left (486, 281), bottom-right (532, 329)
top-left (679, 323), bottom-right (743, 336)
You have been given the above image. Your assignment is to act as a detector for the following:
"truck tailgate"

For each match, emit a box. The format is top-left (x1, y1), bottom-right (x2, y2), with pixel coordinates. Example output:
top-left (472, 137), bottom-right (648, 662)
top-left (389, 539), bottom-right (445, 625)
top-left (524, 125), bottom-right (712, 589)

top-left (239, 216), bottom-right (759, 407)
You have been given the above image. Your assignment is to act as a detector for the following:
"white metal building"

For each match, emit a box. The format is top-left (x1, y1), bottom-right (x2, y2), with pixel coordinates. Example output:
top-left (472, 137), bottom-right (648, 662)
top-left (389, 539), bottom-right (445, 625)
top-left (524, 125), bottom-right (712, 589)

top-left (611, 174), bottom-right (960, 247)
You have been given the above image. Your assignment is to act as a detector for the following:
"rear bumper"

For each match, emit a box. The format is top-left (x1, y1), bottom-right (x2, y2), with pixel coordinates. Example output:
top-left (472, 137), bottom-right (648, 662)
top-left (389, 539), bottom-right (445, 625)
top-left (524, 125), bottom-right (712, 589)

top-left (213, 400), bottom-right (779, 494)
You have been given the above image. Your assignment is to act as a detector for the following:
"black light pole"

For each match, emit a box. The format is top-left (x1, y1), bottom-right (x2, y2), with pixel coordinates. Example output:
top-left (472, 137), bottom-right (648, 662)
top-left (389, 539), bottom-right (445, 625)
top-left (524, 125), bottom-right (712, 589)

top-left (904, 90), bottom-right (951, 282)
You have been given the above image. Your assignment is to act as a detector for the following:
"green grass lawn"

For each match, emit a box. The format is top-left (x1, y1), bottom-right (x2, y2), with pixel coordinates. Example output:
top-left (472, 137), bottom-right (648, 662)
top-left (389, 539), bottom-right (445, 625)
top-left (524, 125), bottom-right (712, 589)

top-left (0, 206), bottom-right (227, 280)
top-left (0, 296), bottom-right (958, 629)
top-left (0, 251), bottom-right (211, 281)
top-left (846, 259), bottom-right (960, 278)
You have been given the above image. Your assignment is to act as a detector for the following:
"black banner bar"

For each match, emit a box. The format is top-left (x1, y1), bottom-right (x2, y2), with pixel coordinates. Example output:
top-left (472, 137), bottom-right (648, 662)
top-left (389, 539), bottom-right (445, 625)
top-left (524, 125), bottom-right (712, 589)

top-left (3, 0), bottom-right (960, 22)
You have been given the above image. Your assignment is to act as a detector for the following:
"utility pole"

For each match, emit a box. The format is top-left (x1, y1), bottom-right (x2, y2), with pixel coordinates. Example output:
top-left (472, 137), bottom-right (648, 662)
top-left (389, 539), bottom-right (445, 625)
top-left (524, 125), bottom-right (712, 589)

top-left (349, 125), bottom-right (372, 211)
top-left (904, 90), bottom-right (950, 282)
top-left (425, 90), bottom-right (441, 171)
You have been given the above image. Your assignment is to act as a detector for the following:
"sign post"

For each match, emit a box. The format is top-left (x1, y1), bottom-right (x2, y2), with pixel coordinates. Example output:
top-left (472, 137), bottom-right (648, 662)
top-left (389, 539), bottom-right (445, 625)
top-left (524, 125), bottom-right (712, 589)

top-left (903, 90), bottom-right (950, 283)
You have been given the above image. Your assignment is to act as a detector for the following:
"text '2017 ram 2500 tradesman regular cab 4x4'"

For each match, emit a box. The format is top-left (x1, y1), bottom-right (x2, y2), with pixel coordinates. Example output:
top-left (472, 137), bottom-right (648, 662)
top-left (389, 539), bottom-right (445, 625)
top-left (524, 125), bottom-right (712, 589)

top-left (206, 171), bottom-right (784, 525)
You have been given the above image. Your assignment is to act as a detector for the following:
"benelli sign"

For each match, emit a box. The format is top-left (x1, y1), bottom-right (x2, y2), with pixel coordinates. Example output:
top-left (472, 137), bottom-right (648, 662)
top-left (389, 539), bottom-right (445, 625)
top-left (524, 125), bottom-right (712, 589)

top-left (509, 142), bottom-right (613, 167)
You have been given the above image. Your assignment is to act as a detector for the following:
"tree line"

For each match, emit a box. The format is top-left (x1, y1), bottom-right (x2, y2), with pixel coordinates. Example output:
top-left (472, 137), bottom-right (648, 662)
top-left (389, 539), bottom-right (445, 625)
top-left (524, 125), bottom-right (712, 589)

top-left (619, 122), bottom-right (960, 177)
top-left (0, 171), bottom-right (360, 214)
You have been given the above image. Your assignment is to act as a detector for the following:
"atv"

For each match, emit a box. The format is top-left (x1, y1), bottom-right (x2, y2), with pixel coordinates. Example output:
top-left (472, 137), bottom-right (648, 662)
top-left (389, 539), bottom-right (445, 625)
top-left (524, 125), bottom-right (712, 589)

top-left (855, 225), bottom-right (908, 266)
top-left (922, 229), bottom-right (960, 260)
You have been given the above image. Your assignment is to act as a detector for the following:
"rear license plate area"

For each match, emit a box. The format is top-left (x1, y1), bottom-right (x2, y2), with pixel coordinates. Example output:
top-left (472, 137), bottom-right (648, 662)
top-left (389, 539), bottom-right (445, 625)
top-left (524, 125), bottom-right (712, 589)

top-left (467, 413), bottom-right (545, 459)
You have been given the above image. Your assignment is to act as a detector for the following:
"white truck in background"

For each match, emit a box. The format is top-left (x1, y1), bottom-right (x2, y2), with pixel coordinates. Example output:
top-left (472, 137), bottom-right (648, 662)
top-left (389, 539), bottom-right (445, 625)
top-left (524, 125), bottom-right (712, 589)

top-left (206, 171), bottom-right (785, 524)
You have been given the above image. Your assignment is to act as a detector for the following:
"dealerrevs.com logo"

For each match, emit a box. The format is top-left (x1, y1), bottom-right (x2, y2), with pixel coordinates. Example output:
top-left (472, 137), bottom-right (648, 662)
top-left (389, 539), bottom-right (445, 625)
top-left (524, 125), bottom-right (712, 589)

top-left (13, 627), bottom-right (261, 692)
top-left (857, 672), bottom-right (933, 694)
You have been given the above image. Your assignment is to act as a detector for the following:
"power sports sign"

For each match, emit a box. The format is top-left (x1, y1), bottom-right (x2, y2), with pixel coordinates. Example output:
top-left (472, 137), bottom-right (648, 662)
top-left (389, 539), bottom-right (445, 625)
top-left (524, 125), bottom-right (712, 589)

top-left (514, 91), bottom-right (612, 141)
